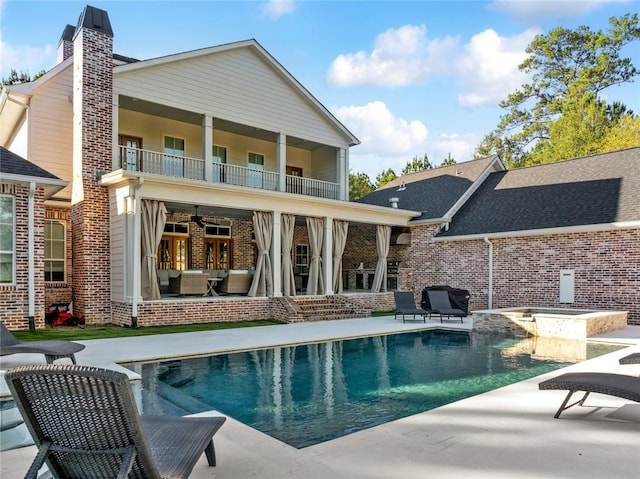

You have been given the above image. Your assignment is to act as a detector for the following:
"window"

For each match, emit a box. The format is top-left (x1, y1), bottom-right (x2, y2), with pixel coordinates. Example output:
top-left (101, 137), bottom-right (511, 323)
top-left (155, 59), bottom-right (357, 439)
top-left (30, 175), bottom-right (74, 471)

top-left (44, 220), bottom-right (65, 282)
top-left (295, 244), bottom-right (309, 274)
top-left (163, 136), bottom-right (185, 177)
top-left (205, 239), bottom-right (231, 270)
top-left (212, 145), bottom-right (227, 183)
top-left (158, 222), bottom-right (189, 270)
top-left (0, 195), bottom-right (15, 284)
top-left (247, 152), bottom-right (264, 188)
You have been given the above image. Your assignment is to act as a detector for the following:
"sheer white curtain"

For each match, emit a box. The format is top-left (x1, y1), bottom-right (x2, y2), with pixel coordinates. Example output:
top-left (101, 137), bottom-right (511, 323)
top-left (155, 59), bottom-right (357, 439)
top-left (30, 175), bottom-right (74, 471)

top-left (306, 216), bottom-right (324, 295)
top-left (332, 220), bottom-right (349, 293)
top-left (281, 214), bottom-right (296, 296)
top-left (140, 199), bottom-right (167, 300)
top-left (248, 211), bottom-right (273, 297)
top-left (370, 224), bottom-right (391, 293)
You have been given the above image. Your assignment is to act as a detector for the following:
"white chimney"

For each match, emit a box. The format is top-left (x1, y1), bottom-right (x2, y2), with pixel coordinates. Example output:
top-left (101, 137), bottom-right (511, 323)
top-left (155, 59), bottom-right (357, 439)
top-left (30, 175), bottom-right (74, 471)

top-left (389, 197), bottom-right (399, 208)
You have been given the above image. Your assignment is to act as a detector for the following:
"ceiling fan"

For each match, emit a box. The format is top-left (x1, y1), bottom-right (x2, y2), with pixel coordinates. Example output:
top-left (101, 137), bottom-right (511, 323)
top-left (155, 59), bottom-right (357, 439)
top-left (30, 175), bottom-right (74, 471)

top-left (190, 205), bottom-right (205, 228)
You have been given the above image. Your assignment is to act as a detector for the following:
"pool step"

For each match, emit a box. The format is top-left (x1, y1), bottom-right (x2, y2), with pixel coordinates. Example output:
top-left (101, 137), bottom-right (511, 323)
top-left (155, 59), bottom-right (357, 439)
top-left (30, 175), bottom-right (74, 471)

top-left (277, 296), bottom-right (370, 323)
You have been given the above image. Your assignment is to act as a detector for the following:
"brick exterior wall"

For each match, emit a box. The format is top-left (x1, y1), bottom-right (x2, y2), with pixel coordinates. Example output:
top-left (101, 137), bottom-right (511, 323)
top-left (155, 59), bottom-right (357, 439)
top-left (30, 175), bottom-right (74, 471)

top-left (0, 184), bottom-right (46, 330)
top-left (71, 25), bottom-right (113, 325)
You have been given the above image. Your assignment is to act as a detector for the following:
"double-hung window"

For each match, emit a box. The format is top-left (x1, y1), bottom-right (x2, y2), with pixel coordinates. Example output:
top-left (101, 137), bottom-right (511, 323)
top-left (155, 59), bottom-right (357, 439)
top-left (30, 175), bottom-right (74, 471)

top-left (0, 195), bottom-right (14, 284)
top-left (163, 136), bottom-right (185, 177)
top-left (247, 152), bottom-right (264, 188)
top-left (212, 145), bottom-right (227, 183)
top-left (44, 220), bottom-right (66, 282)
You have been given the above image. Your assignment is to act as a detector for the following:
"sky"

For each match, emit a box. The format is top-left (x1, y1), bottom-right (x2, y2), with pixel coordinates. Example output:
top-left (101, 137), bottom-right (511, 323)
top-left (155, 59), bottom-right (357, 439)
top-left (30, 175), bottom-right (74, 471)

top-left (1, 0), bottom-right (639, 180)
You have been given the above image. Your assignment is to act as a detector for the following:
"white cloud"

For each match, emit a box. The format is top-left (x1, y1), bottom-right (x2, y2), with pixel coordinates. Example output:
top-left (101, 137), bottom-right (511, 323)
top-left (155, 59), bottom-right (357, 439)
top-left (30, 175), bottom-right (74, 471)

top-left (261, 0), bottom-right (295, 19)
top-left (455, 28), bottom-right (538, 107)
top-left (489, 0), bottom-right (627, 22)
top-left (430, 132), bottom-right (480, 165)
top-left (0, 40), bottom-right (55, 79)
top-left (327, 25), bottom-right (459, 87)
top-left (334, 101), bottom-right (430, 179)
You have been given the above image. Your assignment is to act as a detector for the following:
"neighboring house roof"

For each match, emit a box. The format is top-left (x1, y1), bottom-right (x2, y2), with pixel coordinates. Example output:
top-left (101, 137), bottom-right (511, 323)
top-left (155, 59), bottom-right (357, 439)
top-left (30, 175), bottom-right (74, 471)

top-left (436, 147), bottom-right (640, 240)
top-left (357, 156), bottom-right (504, 222)
top-left (0, 146), bottom-right (67, 197)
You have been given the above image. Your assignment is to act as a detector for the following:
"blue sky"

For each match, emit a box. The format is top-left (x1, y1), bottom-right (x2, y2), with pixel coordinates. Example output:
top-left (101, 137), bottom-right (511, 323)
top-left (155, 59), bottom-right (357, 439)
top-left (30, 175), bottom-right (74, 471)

top-left (1, 0), bottom-right (639, 180)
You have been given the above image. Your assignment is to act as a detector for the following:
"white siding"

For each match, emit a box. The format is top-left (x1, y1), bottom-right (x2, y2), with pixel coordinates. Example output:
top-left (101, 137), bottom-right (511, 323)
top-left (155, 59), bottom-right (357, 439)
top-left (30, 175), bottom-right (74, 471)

top-left (29, 66), bottom-right (73, 200)
top-left (109, 188), bottom-right (126, 302)
top-left (115, 47), bottom-right (349, 149)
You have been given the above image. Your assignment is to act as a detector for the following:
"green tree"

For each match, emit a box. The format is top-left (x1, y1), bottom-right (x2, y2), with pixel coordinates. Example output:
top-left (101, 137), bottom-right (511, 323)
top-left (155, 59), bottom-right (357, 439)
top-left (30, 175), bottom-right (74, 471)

top-left (478, 14), bottom-right (640, 167)
top-left (349, 171), bottom-right (375, 201)
top-left (439, 153), bottom-right (456, 167)
top-left (375, 168), bottom-right (397, 188)
top-left (599, 115), bottom-right (640, 151)
top-left (402, 154), bottom-right (432, 175)
top-left (0, 68), bottom-right (45, 92)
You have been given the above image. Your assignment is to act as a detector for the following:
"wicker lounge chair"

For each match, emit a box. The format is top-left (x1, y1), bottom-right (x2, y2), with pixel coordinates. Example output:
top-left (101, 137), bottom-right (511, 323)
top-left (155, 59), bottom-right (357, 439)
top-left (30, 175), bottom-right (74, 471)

top-left (619, 352), bottom-right (640, 365)
top-left (1, 321), bottom-right (85, 364)
top-left (538, 372), bottom-right (640, 418)
top-left (427, 290), bottom-right (466, 323)
top-left (393, 291), bottom-right (429, 323)
top-left (5, 364), bottom-right (226, 478)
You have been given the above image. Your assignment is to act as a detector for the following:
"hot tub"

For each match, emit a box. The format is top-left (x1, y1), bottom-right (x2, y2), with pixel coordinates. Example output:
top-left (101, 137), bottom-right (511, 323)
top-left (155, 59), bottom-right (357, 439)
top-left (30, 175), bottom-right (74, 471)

top-left (472, 307), bottom-right (628, 339)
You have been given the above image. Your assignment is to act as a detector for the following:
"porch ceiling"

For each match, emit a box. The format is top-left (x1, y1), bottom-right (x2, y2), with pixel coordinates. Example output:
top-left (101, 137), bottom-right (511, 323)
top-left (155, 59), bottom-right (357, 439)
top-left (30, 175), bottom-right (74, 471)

top-left (119, 95), bottom-right (325, 151)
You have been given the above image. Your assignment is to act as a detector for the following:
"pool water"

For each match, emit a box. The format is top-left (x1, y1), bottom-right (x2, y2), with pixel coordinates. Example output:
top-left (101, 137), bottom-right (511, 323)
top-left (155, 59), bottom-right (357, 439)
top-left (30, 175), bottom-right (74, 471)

top-left (123, 330), bottom-right (620, 448)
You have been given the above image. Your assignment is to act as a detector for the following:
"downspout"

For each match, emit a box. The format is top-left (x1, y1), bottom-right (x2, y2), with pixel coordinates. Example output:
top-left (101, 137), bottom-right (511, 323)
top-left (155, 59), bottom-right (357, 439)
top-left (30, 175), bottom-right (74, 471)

top-left (130, 178), bottom-right (144, 328)
top-left (484, 237), bottom-right (493, 309)
top-left (27, 182), bottom-right (36, 330)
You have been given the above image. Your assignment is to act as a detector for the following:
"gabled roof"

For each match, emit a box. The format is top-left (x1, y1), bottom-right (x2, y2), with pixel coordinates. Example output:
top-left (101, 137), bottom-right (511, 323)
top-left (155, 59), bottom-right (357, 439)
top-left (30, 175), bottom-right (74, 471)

top-left (115, 39), bottom-right (359, 147)
top-left (435, 147), bottom-right (640, 240)
top-left (0, 146), bottom-right (67, 197)
top-left (356, 156), bottom-right (504, 222)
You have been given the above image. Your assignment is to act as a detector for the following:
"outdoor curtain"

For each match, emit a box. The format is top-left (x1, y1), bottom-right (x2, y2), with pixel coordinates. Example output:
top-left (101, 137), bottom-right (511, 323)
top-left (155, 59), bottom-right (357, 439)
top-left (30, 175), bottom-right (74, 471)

top-left (370, 224), bottom-right (391, 293)
top-left (141, 199), bottom-right (167, 300)
top-left (248, 210), bottom-right (273, 297)
top-left (306, 216), bottom-right (324, 295)
top-left (281, 213), bottom-right (296, 296)
top-left (332, 220), bottom-right (349, 293)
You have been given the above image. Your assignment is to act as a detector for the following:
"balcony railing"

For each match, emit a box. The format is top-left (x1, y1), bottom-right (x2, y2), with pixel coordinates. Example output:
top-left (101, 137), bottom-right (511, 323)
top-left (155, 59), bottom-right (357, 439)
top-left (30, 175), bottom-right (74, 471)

top-left (119, 146), bottom-right (340, 199)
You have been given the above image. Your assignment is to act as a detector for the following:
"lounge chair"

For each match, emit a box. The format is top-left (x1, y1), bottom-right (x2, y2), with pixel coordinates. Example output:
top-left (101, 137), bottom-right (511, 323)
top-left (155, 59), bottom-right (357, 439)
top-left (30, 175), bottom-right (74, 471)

top-left (1, 321), bottom-right (85, 364)
top-left (5, 364), bottom-right (226, 479)
top-left (619, 352), bottom-right (640, 365)
top-left (538, 372), bottom-right (640, 418)
top-left (393, 291), bottom-right (429, 323)
top-left (427, 290), bottom-right (466, 323)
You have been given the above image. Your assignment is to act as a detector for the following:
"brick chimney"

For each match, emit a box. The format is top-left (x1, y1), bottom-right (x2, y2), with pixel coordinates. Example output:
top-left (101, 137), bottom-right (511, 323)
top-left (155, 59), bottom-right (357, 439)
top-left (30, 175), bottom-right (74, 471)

top-left (71, 5), bottom-right (113, 325)
top-left (56, 24), bottom-right (75, 63)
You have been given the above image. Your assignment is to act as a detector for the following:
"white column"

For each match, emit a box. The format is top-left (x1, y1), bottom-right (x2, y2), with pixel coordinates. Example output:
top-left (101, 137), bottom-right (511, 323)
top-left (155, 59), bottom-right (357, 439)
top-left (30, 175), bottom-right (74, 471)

top-left (112, 92), bottom-right (119, 170)
top-left (323, 216), bottom-right (333, 295)
top-left (272, 211), bottom-right (283, 297)
top-left (203, 115), bottom-right (213, 182)
top-left (277, 133), bottom-right (286, 192)
top-left (337, 148), bottom-right (347, 201)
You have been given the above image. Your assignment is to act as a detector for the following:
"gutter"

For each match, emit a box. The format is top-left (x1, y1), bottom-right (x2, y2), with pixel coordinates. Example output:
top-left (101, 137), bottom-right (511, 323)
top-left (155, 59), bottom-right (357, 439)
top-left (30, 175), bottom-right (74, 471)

top-left (130, 178), bottom-right (144, 327)
top-left (483, 237), bottom-right (493, 309)
top-left (432, 221), bottom-right (640, 242)
top-left (28, 182), bottom-right (36, 330)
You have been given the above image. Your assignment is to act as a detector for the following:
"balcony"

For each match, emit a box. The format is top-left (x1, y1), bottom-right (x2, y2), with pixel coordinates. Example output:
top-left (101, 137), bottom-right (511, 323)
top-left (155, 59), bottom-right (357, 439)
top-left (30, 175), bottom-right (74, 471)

top-left (119, 146), bottom-right (340, 200)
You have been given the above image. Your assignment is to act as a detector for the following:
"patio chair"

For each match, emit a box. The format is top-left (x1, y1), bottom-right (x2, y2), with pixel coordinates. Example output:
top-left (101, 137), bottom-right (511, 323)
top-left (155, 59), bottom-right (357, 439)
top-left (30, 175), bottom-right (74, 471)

top-left (1, 321), bottom-right (85, 364)
top-left (393, 291), bottom-right (429, 323)
top-left (5, 364), bottom-right (226, 479)
top-left (427, 290), bottom-right (466, 323)
top-left (619, 352), bottom-right (640, 365)
top-left (538, 371), bottom-right (640, 418)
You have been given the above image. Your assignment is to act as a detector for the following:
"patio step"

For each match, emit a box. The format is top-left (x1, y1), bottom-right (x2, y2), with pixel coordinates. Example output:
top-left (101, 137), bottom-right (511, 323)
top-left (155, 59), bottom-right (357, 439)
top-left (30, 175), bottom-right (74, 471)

top-left (277, 296), bottom-right (370, 323)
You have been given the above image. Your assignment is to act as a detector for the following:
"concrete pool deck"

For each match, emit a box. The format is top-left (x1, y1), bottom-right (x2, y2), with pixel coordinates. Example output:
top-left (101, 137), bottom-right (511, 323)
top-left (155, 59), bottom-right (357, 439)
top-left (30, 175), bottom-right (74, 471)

top-left (2, 315), bottom-right (640, 478)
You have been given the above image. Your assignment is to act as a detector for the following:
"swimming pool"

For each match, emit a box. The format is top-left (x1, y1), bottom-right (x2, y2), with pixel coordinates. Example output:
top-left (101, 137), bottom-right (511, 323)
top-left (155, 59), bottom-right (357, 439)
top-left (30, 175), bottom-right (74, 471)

top-left (123, 329), bottom-right (621, 448)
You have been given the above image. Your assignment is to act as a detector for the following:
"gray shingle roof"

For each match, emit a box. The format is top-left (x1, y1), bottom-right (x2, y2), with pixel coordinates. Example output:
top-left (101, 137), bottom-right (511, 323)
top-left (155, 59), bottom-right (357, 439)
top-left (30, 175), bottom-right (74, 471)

top-left (356, 156), bottom-right (499, 221)
top-left (436, 147), bottom-right (640, 238)
top-left (0, 146), bottom-right (61, 180)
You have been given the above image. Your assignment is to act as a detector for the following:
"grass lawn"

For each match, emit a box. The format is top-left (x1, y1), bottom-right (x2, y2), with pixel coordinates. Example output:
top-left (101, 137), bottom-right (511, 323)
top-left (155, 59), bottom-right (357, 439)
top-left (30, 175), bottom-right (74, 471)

top-left (12, 320), bottom-right (285, 341)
